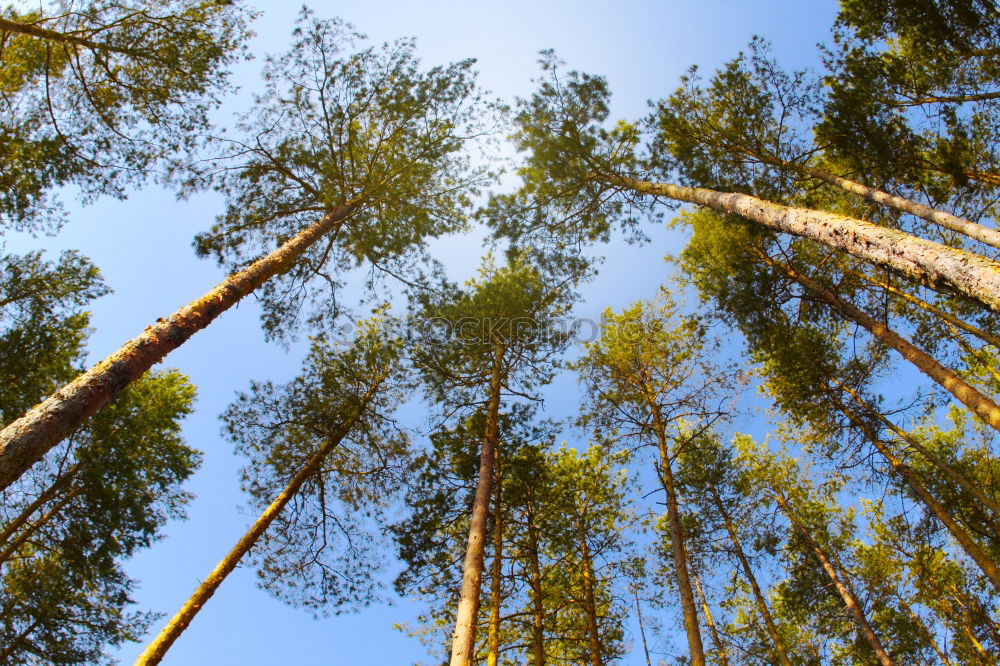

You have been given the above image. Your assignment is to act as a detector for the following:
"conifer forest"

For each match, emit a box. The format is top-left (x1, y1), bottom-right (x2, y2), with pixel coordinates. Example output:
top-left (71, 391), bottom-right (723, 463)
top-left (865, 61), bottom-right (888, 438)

top-left (3, 0), bottom-right (1000, 664)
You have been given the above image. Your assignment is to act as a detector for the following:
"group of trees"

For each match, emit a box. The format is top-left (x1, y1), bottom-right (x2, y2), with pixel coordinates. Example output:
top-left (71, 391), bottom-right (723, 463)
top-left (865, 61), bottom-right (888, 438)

top-left (1, 0), bottom-right (999, 663)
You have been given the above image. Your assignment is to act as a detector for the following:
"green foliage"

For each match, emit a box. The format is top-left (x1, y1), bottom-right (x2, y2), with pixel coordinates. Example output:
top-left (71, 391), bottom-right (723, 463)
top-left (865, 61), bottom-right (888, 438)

top-left (221, 314), bottom-right (410, 615)
top-left (192, 10), bottom-right (489, 341)
top-left (0, 369), bottom-right (199, 664)
top-left (0, 0), bottom-right (255, 232)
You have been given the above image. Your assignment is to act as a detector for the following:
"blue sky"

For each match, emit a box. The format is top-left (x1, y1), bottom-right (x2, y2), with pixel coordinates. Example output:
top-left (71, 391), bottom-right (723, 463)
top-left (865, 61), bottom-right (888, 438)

top-left (8, 1), bottom-right (842, 663)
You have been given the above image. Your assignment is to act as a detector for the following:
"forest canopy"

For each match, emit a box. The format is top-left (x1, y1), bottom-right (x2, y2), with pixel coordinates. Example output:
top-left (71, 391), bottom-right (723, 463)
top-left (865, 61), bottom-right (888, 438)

top-left (1, 1), bottom-right (1000, 664)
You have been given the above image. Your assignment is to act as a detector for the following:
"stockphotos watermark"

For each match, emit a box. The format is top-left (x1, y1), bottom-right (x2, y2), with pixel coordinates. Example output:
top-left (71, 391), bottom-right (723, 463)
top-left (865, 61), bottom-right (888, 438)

top-left (331, 313), bottom-right (661, 346)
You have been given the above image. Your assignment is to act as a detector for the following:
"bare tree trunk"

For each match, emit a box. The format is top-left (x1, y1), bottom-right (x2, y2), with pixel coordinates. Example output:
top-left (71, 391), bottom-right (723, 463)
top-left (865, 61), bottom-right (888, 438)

top-left (633, 587), bottom-right (653, 666)
top-left (487, 454), bottom-right (503, 666)
top-left (693, 573), bottom-right (730, 666)
top-left (759, 252), bottom-right (1000, 432)
top-left (835, 398), bottom-right (1000, 592)
top-left (740, 147), bottom-right (1000, 250)
top-left (0, 202), bottom-right (358, 492)
top-left (651, 415), bottom-right (705, 666)
top-left (773, 491), bottom-right (896, 666)
top-left (707, 484), bottom-right (792, 666)
top-left (450, 344), bottom-right (504, 666)
top-left (526, 498), bottom-right (546, 666)
top-left (604, 175), bottom-right (1000, 313)
top-left (580, 535), bottom-right (604, 666)
top-left (134, 375), bottom-right (382, 665)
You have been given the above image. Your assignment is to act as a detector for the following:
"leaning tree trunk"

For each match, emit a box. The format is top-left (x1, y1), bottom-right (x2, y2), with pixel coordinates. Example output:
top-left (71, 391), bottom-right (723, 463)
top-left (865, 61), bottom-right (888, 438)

top-left (832, 378), bottom-right (1000, 521)
top-left (707, 484), bottom-right (792, 666)
top-left (0, 202), bottom-right (358, 492)
top-left (834, 398), bottom-right (1000, 592)
top-left (740, 147), bottom-right (1000, 250)
top-left (450, 344), bottom-right (505, 666)
top-left (757, 251), bottom-right (1000, 433)
top-left (603, 175), bottom-right (1000, 313)
top-left (650, 412), bottom-right (706, 666)
top-left (693, 573), bottom-right (730, 666)
top-left (773, 491), bottom-right (896, 666)
top-left (134, 376), bottom-right (382, 665)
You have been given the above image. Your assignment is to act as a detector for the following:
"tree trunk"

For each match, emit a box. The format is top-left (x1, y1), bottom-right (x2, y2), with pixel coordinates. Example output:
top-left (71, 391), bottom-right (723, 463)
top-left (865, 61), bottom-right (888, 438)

top-left (604, 175), bottom-right (1000, 313)
top-left (849, 268), bottom-right (1000, 349)
top-left (633, 588), bottom-right (653, 666)
top-left (707, 484), bottom-right (792, 666)
top-left (0, 202), bottom-right (358, 492)
top-left (773, 491), bottom-right (896, 666)
top-left (525, 497), bottom-right (546, 666)
top-left (135, 374), bottom-right (382, 665)
top-left (450, 344), bottom-right (504, 666)
top-left (692, 573), bottom-right (729, 666)
top-left (832, 379), bottom-right (1000, 521)
top-left (834, 398), bottom-right (1000, 592)
top-left (486, 453), bottom-right (503, 666)
top-left (579, 535), bottom-right (604, 666)
top-left (650, 415), bottom-right (706, 666)
top-left (759, 252), bottom-right (1000, 433)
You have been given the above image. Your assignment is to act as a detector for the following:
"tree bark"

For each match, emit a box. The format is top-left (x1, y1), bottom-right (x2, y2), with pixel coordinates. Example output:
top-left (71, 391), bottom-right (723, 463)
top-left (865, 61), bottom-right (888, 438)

top-left (604, 175), bottom-right (1000, 313)
top-left (486, 453), bottom-right (503, 666)
top-left (834, 398), bottom-right (1000, 593)
top-left (450, 344), bottom-right (504, 666)
top-left (707, 484), bottom-right (792, 666)
top-left (849, 268), bottom-right (1000, 349)
top-left (773, 491), bottom-right (896, 666)
top-left (0, 15), bottom-right (149, 60)
top-left (135, 373), bottom-right (382, 665)
top-left (693, 573), bottom-right (730, 666)
top-left (579, 534), bottom-right (604, 666)
top-left (650, 414), bottom-right (706, 666)
top-left (759, 252), bottom-right (1000, 433)
top-left (0, 202), bottom-right (358, 492)
top-left (740, 147), bottom-right (1000, 250)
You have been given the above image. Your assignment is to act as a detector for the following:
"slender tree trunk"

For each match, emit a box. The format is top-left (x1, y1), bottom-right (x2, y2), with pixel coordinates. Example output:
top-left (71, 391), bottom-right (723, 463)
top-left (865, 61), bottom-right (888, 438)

top-left (633, 588), bottom-right (653, 666)
top-left (835, 399), bottom-right (1000, 592)
top-left (579, 534), bottom-right (604, 666)
top-left (740, 147), bottom-right (1000, 249)
top-left (899, 598), bottom-right (952, 665)
top-left (650, 415), bottom-right (706, 666)
top-left (707, 484), bottom-right (792, 666)
top-left (525, 498), bottom-right (546, 666)
top-left (0, 486), bottom-right (80, 566)
top-left (0, 202), bottom-right (358, 492)
top-left (758, 251), bottom-right (1000, 432)
top-left (604, 175), bottom-right (1000, 312)
top-left (135, 375), bottom-right (382, 665)
top-left (849, 268), bottom-right (1000, 349)
top-left (773, 491), bottom-right (896, 666)
top-left (450, 344), bottom-right (505, 666)
top-left (833, 378), bottom-right (1000, 521)
top-left (693, 573), bottom-right (730, 666)
top-left (487, 453), bottom-right (503, 666)
top-left (0, 462), bottom-right (79, 550)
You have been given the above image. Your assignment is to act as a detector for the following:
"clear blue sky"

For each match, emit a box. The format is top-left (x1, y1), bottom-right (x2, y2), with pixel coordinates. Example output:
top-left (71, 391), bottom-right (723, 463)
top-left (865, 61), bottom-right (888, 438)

top-left (9, 1), bottom-right (840, 663)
